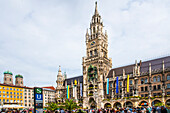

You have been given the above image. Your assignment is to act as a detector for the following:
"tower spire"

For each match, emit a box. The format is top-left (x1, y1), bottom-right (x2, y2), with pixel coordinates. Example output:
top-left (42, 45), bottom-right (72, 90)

top-left (95, 1), bottom-right (99, 15)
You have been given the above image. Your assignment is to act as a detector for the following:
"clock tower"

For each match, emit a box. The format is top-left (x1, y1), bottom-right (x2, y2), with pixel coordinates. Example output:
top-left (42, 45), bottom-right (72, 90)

top-left (82, 2), bottom-right (112, 108)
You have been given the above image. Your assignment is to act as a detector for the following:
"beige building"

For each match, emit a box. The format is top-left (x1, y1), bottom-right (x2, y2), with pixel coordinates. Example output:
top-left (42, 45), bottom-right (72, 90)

top-left (23, 87), bottom-right (56, 108)
top-left (23, 87), bottom-right (34, 108)
top-left (43, 88), bottom-right (56, 107)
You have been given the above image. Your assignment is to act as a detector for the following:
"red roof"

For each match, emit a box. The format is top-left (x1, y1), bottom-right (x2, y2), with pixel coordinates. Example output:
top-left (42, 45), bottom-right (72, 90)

top-left (42, 86), bottom-right (55, 90)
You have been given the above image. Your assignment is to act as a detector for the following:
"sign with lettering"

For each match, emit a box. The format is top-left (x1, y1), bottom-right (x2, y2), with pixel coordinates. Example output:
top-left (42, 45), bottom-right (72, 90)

top-left (34, 87), bottom-right (43, 113)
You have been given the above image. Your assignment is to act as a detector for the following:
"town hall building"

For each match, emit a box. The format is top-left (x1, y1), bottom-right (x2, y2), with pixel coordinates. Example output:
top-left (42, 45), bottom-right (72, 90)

top-left (56, 2), bottom-right (170, 109)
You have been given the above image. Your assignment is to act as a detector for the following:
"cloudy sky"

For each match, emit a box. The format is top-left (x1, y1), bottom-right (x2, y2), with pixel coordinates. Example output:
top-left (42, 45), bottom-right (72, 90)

top-left (0, 0), bottom-right (170, 87)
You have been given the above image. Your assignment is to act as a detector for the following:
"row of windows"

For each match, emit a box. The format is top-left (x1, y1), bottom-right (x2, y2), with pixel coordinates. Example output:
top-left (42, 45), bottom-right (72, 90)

top-left (24, 89), bottom-right (33, 92)
top-left (0, 99), bottom-right (22, 103)
top-left (24, 93), bottom-right (33, 95)
top-left (110, 80), bottom-right (133, 87)
top-left (0, 87), bottom-right (22, 91)
top-left (153, 76), bottom-right (161, 82)
top-left (153, 85), bottom-right (161, 90)
top-left (0, 95), bottom-right (22, 98)
top-left (141, 78), bottom-right (148, 84)
top-left (112, 74), bottom-right (170, 86)
top-left (0, 91), bottom-right (22, 95)
top-left (141, 75), bottom-right (170, 84)
top-left (90, 49), bottom-right (97, 56)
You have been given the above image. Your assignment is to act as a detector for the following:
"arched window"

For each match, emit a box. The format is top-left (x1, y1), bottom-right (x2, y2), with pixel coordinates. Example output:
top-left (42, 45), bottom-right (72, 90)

top-left (119, 82), bottom-right (122, 87)
top-left (141, 78), bottom-right (144, 84)
top-left (145, 78), bottom-right (148, 83)
top-left (90, 51), bottom-right (92, 56)
top-left (130, 80), bottom-right (133, 85)
top-left (93, 27), bottom-right (95, 33)
top-left (167, 84), bottom-right (170, 89)
top-left (94, 49), bottom-right (97, 55)
top-left (157, 76), bottom-right (161, 82)
top-left (153, 76), bottom-right (157, 82)
top-left (167, 75), bottom-right (170, 81)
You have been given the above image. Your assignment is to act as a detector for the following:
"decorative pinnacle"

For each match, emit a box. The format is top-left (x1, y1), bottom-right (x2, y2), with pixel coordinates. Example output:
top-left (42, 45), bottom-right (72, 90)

top-left (95, 1), bottom-right (99, 15)
top-left (59, 65), bottom-right (61, 72)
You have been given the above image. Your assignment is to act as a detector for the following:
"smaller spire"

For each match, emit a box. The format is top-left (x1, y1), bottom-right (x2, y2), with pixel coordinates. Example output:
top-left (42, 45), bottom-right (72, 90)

top-left (86, 28), bottom-right (89, 36)
top-left (149, 63), bottom-right (151, 77)
top-left (162, 60), bottom-right (165, 73)
top-left (95, 1), bottom-right (99, 15)
top-left (58, 65), bottom-right (62, 76)
top-left (105, 30), bottom-right (107, 36)
top-left (59, 65), bottom-right (61, 72)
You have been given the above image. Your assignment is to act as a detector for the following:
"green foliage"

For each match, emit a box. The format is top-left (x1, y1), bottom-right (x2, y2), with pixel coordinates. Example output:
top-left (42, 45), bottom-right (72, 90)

top-left (63, 99), bottom-right (79, 111)
top-left (88, 93), bottom-right (93, 96)
top-left (155, 102), bottom-right (163, 107)
top-left (47, 102), bottom-right (58, 111)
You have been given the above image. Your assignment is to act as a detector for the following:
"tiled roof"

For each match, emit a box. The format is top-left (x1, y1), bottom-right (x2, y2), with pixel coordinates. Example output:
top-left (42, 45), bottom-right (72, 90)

top-left (0, 83), bottom-right (33, 89)
top-left (107, 56), bottom-right (170, 78)
top-left (42, 86), bottom-right (55, 90)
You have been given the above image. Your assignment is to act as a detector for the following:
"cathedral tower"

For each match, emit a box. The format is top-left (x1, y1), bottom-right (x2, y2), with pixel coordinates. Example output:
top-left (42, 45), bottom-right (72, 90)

top-left (4, 71), bottom-right (13, 85)
top-left (15, 74), bottom-right (24, 86)
top-left (82, 2), bottom-right (112, 109)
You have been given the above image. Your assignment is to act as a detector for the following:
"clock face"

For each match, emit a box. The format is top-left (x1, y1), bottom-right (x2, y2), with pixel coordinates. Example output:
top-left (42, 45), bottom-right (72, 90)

top-left (90, 41), bottom-right (95, 46)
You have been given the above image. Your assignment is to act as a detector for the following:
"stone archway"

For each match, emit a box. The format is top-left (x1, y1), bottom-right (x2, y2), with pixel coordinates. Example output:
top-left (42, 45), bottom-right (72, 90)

top-left (89, 97), bottom-right (96, 109)
top-left (104, 103), bottom-right (111, 109)
top-left (90, 102), bottom-right (97, 109)
top-left (113, 102), bottom-right (122, 108)
top-left (89, 97), bottom-right (95, 104)
top-left (166, 99), bottom-right (170, 107)
top-left (123, 101), bottom-right (133, 108)
top-left (151, 100), bottom-right (162, 106)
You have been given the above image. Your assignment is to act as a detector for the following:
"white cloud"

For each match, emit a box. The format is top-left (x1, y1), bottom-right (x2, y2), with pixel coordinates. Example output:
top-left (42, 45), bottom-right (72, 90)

top-left (0, 0), bottom-right (170, 87)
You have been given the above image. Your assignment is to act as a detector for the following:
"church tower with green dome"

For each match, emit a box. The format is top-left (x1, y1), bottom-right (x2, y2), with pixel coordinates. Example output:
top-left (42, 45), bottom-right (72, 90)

top-left (15, 74), bottom-right (24, 86)
top-left (4, 71), bottom-right (13, 85)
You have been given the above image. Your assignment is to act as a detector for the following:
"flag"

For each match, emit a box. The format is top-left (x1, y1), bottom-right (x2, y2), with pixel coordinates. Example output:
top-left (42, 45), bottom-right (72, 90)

top-left (127, 75), bottom-right (129, 93)
top-left (73, 85), bottom-right (75, 97)
top-left (80, 83), bottom-right (83, 97)
top-left (116, 77), bottom-right (119, 94)
top-left (107, 78), bottom-right (109, 94)
top-left (67, 85), bottom-right (69, 99)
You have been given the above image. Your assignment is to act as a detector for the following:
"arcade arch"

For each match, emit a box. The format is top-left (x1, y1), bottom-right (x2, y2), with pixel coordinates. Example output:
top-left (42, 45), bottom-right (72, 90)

top-left (123, 101), bottom-right (133, 108)
top-left (113, 102), bottom-right (122, 108)
top-left (104, 103), bottom-right (111, 109)
top-left (151, 100), bottom-right (162, 106)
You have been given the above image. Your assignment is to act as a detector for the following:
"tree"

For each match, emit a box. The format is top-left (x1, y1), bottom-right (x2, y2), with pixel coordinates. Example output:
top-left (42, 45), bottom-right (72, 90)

top-left (47, 102), bottom-right (58, 112)
top-left (63, 99), bottom-right (79, 113)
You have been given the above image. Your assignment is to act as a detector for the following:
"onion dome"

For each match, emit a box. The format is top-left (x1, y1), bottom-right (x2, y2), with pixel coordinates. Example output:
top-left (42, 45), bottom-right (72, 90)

top-left (4, 71), bottom-right (13, 75)
top-left (15, 74), bottom-right (23, 78)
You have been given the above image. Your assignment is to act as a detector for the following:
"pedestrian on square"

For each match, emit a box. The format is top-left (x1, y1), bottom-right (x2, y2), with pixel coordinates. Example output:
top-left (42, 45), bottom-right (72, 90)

top-left (161, 106), bottom-right (167, 113)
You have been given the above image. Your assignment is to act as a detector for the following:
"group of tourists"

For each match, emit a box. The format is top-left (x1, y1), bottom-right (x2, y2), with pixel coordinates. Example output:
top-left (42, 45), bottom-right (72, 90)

top-left (55, 106), bottom-right (169, 113)
top-left (0, 106), bottom-right (169, 113)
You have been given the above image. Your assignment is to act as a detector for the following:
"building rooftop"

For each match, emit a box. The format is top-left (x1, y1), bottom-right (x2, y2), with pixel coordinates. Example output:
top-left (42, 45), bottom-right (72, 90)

top-left (107, 55), bottom-right (170, 78)
top-left (65, 75), bottom-right (83, 85)
top-left (42, 86), bottom-right (55, 90)
top-left (4, 71), bottom-right (13, 75)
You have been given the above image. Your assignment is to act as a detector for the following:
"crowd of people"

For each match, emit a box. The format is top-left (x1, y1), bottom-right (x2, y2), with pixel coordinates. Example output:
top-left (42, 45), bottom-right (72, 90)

top-left (55, 106), bottom-right (169, 113)
top-left (0, 106), bottom-right (169, 113)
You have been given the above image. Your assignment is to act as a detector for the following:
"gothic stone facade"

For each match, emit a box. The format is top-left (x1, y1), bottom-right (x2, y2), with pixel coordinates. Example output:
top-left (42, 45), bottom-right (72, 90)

top-left (56, 2), bottom-right (170, 108)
